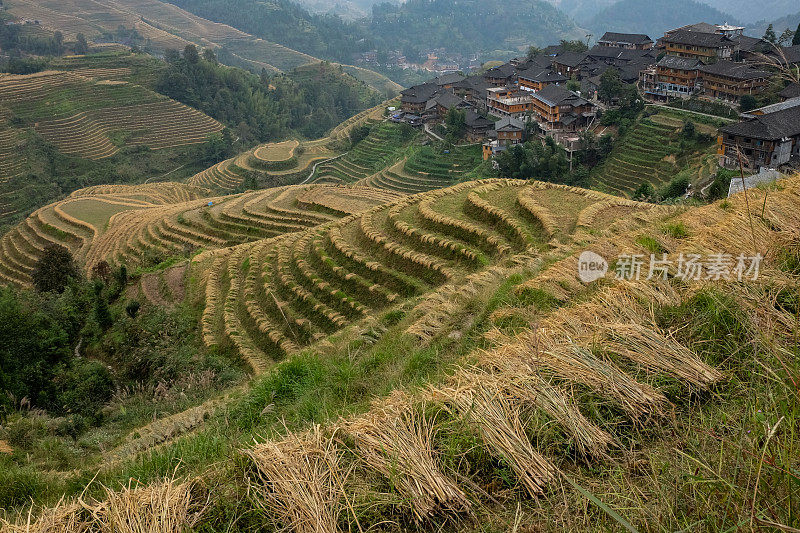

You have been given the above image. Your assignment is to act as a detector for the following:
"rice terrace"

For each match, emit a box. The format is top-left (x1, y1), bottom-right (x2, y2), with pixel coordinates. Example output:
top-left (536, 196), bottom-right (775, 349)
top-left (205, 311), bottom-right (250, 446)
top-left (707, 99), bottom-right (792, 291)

top-left (0, 6), bottom-right (799, 533)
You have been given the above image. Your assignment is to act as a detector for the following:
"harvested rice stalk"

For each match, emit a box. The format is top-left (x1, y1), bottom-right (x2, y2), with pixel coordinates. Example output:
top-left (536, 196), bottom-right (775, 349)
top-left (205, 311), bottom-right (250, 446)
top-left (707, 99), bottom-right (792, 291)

top-left (0, 499), bottom-right (92, 533)
top-left (436, 379), bottom-right (557, 497)
top-left (464, 365), bottom-right (614, 458)
top-left (601, 323), bottom-right (723, 388)
top-left (245, 425), bottom-right (342, 533)
top-left (84, 477), bottom-right (201, 533)
top-left (340, 391), bottom-right (469, 521)
top-left (490, 332), bottom-right (668, 419)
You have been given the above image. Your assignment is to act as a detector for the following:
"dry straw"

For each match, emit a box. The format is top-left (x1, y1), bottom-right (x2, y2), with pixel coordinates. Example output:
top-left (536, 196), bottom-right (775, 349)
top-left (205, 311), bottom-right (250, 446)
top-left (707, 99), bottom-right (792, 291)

top-left (340, 391), bottom-right (469, 521)
top-left (600, 322), bottom-right (723, 388)
top-left (433, 377), bottom-right (557, 497)
top-left (245, 425), bottom-right (343, 533)
top-left (0, 499), bottom-right (92, 533)
top-left (83, 477), bottom-right (202, 533)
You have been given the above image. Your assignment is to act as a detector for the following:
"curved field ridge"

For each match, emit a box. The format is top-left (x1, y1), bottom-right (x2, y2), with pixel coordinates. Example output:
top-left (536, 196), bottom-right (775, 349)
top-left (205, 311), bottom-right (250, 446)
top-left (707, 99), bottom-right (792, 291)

top-left (0, 70), bottom-right (223, 160)
top-left (0, 182), bottom-right (399, 287)
top-left (196, 179), bottom-right (655, 372)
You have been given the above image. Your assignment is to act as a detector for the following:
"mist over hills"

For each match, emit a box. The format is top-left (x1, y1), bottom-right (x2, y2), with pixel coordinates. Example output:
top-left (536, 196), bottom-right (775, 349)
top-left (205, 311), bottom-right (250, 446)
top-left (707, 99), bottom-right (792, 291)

top-left (585, 0), bottom-right (737, 42)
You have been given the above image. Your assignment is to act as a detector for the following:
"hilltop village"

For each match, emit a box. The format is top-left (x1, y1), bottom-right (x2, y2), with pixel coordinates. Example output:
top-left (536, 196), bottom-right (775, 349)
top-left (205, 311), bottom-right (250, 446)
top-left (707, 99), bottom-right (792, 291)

top-left (396, 23), bottom-right (800, 172)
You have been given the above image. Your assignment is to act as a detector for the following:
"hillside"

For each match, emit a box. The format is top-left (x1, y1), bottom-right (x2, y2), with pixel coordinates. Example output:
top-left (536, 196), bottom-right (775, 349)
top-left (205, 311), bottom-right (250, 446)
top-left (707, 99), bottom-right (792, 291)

top-left (1, 170), bottom-right (798, 531)
top-left (701, 0), bottom-right (799, 24)
top-left (1, 0), bottom-right (400, 95)
top-left (591, 109), bottom-right (722, 196)
top-left (369, 0), bottom-right (585, 54)
top-left (587, 0), bottom-right (738, 40)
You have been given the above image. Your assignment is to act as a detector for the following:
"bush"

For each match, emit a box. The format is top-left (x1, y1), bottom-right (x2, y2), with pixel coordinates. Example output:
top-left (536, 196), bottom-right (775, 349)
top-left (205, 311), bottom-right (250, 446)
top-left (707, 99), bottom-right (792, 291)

top-left (56, 360), bottom-right (114, 421)
top-left (32, 244), bottom-right (79, 293)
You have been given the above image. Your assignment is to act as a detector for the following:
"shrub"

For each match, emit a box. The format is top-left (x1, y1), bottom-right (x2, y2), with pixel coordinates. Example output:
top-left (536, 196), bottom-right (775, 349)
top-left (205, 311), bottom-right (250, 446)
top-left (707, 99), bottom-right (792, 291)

top-left (32, 244), bottom-right (79, 293)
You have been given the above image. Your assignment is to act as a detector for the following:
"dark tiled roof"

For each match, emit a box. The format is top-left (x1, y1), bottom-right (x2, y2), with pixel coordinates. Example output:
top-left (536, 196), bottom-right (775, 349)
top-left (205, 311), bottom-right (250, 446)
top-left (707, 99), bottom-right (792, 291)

top-left (598, 32), bottom-right (653, 45)
top-left (721, 105), bottom-right (800, 140)
top-left (431, 91), bottom-right (468, 110)
top-left (662, 30), bottom-right (735, 48)
top-left (657, 55), bottom-right (701, 70)
top-left (401, 82), bottom-right (439, 103)
top-left (734, 35), bottom-right (770, 53)
top-left (779, 82), bottom-right (800, 99)
top-left (533, 84), bottom-right (590, 108)
top-left (698, 60), bottom-right (771, 80)
top-left (494, 116), bottom-right (524, 131)
top-left (517, 68), bottom-right (567, 83)
top-left (465, 109), bottom-right (493, 129)
top-left (434, 72), bottom-right (465, 86)
top-left (552, 51), bottom-right (588, 67)
top-left (484, 63), bottom-right (516, 79)
top-left (672, 22), bottom-right (718, 34)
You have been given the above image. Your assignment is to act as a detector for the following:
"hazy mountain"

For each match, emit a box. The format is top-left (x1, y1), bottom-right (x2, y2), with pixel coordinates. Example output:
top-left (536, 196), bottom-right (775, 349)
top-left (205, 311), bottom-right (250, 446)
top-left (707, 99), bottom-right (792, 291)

top-left (699, 0), bottom-right (798, 24)
top-left (587, 0), bottom-right (737, 41)
top-left (541, 0), bottom-right (617, 25)
top-left (747, 11), bottom-right (800, 38)
top-left (369, 0), bottom-right (585, 55)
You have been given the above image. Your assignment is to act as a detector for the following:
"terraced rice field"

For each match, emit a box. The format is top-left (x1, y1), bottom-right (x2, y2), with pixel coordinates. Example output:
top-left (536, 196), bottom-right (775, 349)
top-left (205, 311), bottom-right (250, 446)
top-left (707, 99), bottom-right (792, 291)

top-left (0, 71), bottom-right (223, 160)
top-left (592, 113), bottom-right (716, 196)
top-left (0, 182), bottom-right (401, 286)
top-left (187, 142), bottom-right (337, 192)
top-left (312, 122), bottom-right (417, 183)
top-left (0, 111), bottom-right (25, 185)
top-left (359, 145), bottom-right (482, 194)
top-left (197, 179), bottom-right (655, 371)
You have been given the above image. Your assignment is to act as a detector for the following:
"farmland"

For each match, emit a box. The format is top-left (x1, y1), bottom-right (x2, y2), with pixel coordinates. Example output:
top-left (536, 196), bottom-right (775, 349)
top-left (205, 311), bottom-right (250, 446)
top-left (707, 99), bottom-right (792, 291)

top-left (0, 181), bottom-right (404, 286)
top-left (196, 179), bottom-right (654, 370)
top-left (3, 170), bottom-right (798, 532)
top-left (591, 110), bottom-right (719, 196)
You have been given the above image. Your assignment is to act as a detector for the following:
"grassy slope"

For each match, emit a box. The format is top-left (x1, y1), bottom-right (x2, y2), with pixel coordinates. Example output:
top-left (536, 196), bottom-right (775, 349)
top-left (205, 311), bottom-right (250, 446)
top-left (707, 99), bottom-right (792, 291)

top-left (2, 176), bottom-right (798, 531)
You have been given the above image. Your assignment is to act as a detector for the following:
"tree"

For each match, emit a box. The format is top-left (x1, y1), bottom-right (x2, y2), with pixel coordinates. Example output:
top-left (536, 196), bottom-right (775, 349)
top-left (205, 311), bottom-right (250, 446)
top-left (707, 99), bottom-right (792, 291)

top-left (53, 31), bottom-right (64, 54)
top-left (74, 33), bottom-right (88, 54)
top-left (740, 94), bottom-right (758, 112)
top-left (778, 28), bottom-right (795, 46)
top-left (164, 48), bottom-right (180, 63)
top-left (560, 39), bottom-right (588, 52)
top-left (763, 24), bottom-right (777, 44)
top-left (444, 107), bottom-right (466, 139)
top-left (598, 68), bottom-right (624, 103)
top-left (32, 244), bottom-right (78, 293)
top-left (794, 23), bottom-right (800, 46)
top-left (632, 181), bottom-right (656, 202)
top-left (202, 48), bottom-right (218, 64)
top-left (526, 45), bottom-right (542, 60)
top-left (682, 120), bottom-right (696, 139)
top-left (183, 44), bottom-right (200, 63)
top-left (566, 78), bottom-right (580, 92)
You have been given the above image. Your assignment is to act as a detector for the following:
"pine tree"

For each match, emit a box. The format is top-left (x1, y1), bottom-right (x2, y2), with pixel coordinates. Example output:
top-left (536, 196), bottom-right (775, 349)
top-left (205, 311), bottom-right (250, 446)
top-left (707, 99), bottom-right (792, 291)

top-left (763, 24), bottom-right (777, 44)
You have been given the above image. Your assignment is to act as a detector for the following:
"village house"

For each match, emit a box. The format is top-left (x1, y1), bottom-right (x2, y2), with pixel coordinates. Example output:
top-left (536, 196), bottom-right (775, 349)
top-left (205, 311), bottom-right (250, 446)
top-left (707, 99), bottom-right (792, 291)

top-left (483, 63), bottom-right (517, 87)
top-left (400, 82), bottom-right (440, 113)
top-left (452, 75), bottom-right (491, 110)
top-left (464, 110), bottom-right (494, 142)
top-left (697, 61), bottom-right (771, 103)
top-left (597, 32), bottom-right (653, 50)
top-left (486, 86), bottom-right (533, 118)
top-left (779, 83), bottom-right (800, 101)
top-left (482, 116), bottom-right (525, 160)
top-left (649, 55), bottom-right (701, 99)
top-left (423, 91), bottom-right (472, 122)
top-left (433, 72), bottom-right (465, 90)
top-left (530, 85), bottom-right (596, 131)
top-left (552, 51), bottom-right (587, 77)
top-left (718, 104), bottom-right (800, 169)
top-left (517, 68), bottom-right (568, 92)
top-left (660, 29), bottom-right (737, 63)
